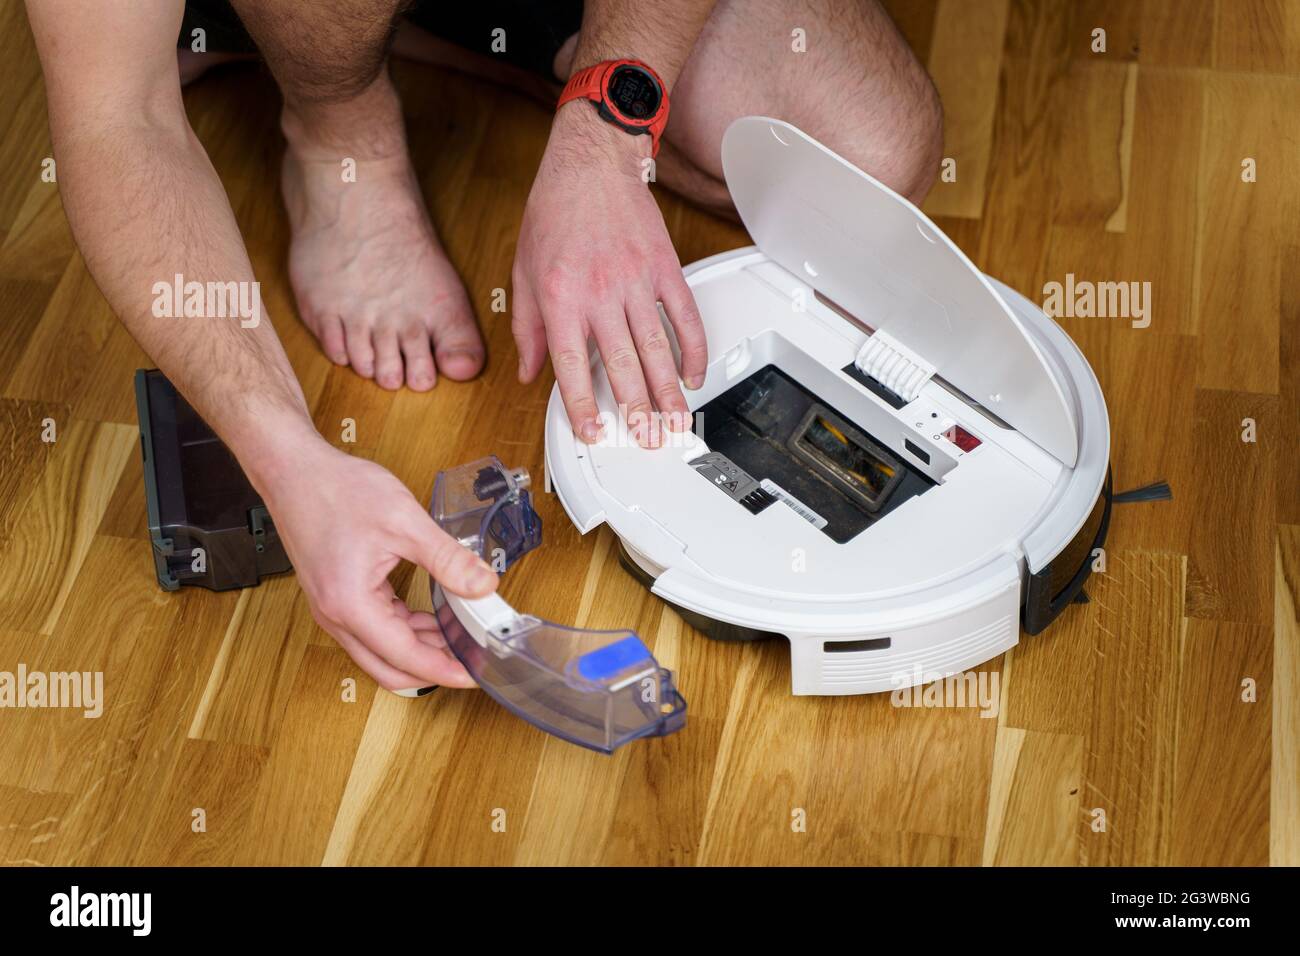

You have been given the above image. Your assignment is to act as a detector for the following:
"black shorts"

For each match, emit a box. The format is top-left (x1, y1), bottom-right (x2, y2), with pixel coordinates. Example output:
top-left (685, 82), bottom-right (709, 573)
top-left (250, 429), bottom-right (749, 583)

top-left (179, 0), bottom-right (584, 79)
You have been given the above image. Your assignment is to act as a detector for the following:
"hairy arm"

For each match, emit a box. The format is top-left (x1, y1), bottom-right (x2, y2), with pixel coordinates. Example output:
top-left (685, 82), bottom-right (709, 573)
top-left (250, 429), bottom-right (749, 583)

top-left (512, 0), bottom-right (715, 446)
top-left (26, 0), bottom-right (314, 484)
top-left (25, 0), bottom-right (494, 690)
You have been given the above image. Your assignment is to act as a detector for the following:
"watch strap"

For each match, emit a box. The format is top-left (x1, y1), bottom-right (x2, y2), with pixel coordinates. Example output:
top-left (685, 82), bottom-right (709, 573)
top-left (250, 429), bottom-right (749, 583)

top-left (557, 62), bottom-right (608, 108)
top-left (557, 59), bottom-right (669, 157)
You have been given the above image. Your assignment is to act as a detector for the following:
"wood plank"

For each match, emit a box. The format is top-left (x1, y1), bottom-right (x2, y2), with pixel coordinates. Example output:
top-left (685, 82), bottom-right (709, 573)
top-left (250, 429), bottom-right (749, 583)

top-left (1140, 0), bottom-right (1217, 68)
top-left (1049, 326), bottom-right (1197, 554)
top-left (310, 363), bottom-right (396, 455)
top-left (1194, 73), bottom-right (1300, 392)
top-left (112, 580), bottom-right (269, 866)
top-left (0, 417), bottom-right (137, 634)
top-left (694, 646), bottom-right (830, 865)
top-left (0, 784), bottom-right (74, 867)
top-left (326, 689), bottom-right (483, 866)
top-left (15, 536), bottom-right (243, 862)
top-left (0, 0), bottom-right (50, 238)
top-left (95, 437), bottom-right (147, 540)
top-left (697, 649), bottom-right (997, 865)
top-left (0, 396), bottom-right (65, 539)
top-left (1186, 389), bottom-right (1277, 625)
top-left (1050, 60), bottom-right (1129, 228)
top-left (977, 0), bottom-right (1073, 293)
top-left (1212, 0), bottom-right (1300, 73)
top-left (1079, 551), bottom-right (1183, 865)
top-left (70, 323), bottom-right (149, 425)
top-left (0, 183), bottom-right (75, 284)
top-left (186, 577), bottom-right (316, 748)
top-left (1, 256), bottom-right (120, 407)
top-left (415, 692), bottom-right (550, 865)
top-left (1002, 582), bottom-right (1099, 737)
top-left (983, 726), bottom-right (1084, 865)
top-left (0, 627), bottom-right (68, 791)
top-left (1119, 66), bottom-right (1204, 335)
top-left (0, 277), bottom-right (55, 391)
top-left (5, 536), bottom-right (181, 823)
top-left (135, 740), bottom-right (269, 866)
top-left (1045, 68), bottom-right (1204, 337)
top-left (922, 0), bottom-right (1009, 219)
top-left (1067, 0), bottom-right (1143, 62)
top-left (235, 645), bottom-right (374, 865)
top-left (1170, 619), bottom-right (1271, 865)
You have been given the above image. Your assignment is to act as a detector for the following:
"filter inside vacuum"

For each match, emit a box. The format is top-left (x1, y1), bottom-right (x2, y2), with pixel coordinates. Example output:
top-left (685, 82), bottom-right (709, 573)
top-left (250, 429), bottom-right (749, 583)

top-left (694, 364), bottom-right (936, 544)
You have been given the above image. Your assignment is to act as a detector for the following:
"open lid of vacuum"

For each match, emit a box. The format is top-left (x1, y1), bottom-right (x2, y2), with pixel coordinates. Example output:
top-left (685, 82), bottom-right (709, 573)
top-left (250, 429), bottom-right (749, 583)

top-left (721, 117), bottom-right (1079, 467)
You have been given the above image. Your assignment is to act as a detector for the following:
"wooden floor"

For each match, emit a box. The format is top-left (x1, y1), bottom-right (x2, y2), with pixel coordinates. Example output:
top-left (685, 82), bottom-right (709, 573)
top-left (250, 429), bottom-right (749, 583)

top-left (0, 0), bottom-right (1296, 866)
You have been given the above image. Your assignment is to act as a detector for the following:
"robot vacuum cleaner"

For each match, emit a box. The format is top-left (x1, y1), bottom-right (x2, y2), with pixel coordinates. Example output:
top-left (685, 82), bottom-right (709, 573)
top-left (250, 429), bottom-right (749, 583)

top-left (427, 117), bottom-right (1110, 753)
top-left (542, 117), bottom-right (1111, 698)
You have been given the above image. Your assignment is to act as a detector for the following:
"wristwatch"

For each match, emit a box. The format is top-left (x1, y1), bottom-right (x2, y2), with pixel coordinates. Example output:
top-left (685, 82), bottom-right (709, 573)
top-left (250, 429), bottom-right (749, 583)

top-left (557, 59), bottom-right (670, 157)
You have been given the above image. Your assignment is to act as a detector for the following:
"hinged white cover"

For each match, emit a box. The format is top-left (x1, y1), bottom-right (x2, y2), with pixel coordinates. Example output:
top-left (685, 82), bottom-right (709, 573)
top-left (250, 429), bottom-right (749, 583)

top-left (720, 117), bottom-right (1079, 466)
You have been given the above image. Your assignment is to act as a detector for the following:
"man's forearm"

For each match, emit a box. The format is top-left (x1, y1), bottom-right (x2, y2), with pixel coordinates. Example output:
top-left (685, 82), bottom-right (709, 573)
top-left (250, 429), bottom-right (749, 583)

top-left (53, 116), bottom-right (320, 494)
top-left (513, 0), bottom-right (714, 442)
top-left (546, 0), bottom-right (716, 172)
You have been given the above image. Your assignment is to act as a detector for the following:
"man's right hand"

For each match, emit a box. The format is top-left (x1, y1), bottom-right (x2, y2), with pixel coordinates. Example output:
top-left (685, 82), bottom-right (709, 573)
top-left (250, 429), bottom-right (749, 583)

top-left (23, 0), bottom-right (495, 693)
top-left (256, 437), bottom-right (498, 692)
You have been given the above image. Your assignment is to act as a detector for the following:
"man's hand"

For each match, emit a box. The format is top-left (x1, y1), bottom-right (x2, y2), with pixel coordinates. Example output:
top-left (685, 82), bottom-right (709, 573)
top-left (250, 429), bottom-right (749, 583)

top-left (256, 436), bottom-right (498, 692)
top-left (25, 0), bottom-right (492, 692)
top-left (512, 103), bottom-right (708, 447)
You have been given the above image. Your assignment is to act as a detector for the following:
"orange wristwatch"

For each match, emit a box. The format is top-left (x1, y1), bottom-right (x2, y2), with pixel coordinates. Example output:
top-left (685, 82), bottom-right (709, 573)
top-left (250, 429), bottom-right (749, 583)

top-left (557, 59), bottom-right (670, 157)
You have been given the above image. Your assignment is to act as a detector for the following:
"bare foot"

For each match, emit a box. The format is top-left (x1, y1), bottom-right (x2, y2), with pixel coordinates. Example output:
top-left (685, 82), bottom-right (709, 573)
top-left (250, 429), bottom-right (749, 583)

top-left (279, 73), bottom-right (484, 390)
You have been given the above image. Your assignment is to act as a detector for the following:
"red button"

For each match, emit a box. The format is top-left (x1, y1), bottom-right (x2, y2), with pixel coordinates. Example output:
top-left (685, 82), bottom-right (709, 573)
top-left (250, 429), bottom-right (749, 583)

top-left (944, 425), bottom-right (981, 453)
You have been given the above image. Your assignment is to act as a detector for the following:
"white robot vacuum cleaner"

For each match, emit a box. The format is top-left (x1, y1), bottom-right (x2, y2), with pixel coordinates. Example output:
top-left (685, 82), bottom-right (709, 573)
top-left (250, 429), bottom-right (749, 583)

top-left (428, 117), bottom-right (1111, 753)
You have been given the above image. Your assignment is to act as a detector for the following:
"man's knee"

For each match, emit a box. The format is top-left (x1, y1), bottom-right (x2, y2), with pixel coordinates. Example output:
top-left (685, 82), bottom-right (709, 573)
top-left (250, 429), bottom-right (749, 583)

top-left (891, 74), bottom-right (944, 204)
top-left (838, 68), bottom-right (944, 207)
top-left (227, 0), bottom-right (404, 105)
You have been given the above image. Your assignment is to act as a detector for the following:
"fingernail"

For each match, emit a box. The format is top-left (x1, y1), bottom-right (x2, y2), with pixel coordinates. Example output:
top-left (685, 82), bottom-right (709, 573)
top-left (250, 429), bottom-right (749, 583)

top-left (666, 411), bottom-right (692, 432)
top-left (636, 421), bottom-right (663, 448)
top-left (580, 420), bottom-right (603, 443)
top-left (685, 375), bottom-right (704, 389)
top-left (470, 559), bottom-right (496, 590)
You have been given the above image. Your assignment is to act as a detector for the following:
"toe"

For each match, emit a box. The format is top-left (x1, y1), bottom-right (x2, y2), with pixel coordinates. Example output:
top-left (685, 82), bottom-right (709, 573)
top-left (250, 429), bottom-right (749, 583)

top-left (373, 328), bottom-right (405, 390)
top-left (399, 325), bottom-right (437, 392)
top-left (317, 314), bottom-right (349, 366)
top-left (437, 348), bottom-right (485, 381)
top-left (345, 323), bottom-right (376, 379)
top-left (429, 293), bottom-right (485, 382)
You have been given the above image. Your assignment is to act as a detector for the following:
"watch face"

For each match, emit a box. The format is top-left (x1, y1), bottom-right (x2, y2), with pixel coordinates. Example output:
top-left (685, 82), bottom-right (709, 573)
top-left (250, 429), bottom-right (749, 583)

top-left (606, 64), bottom-right (662, 122)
